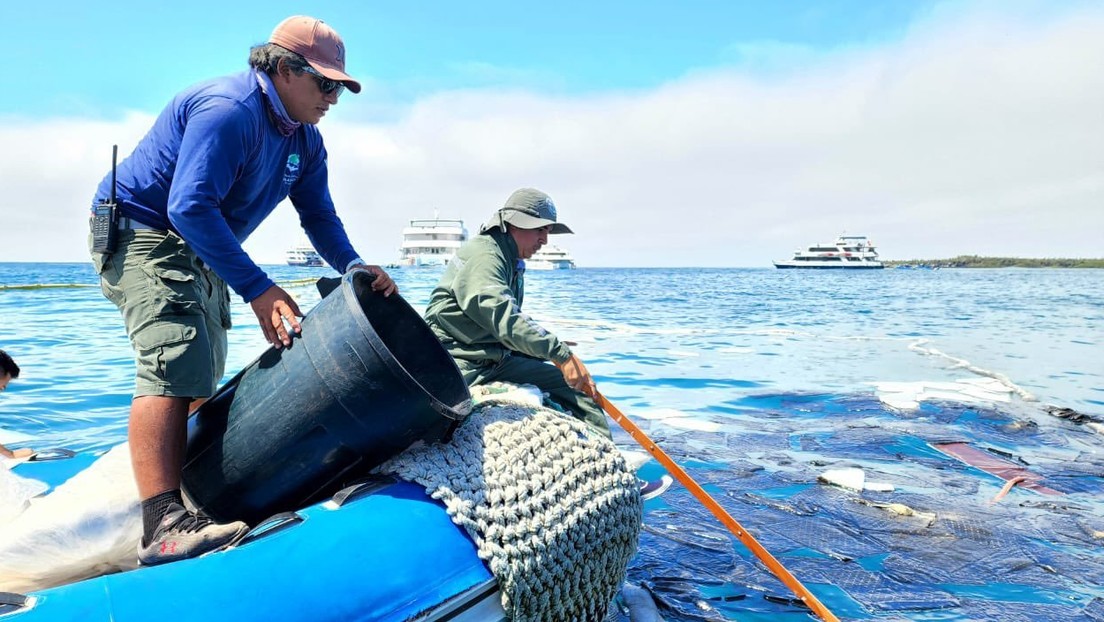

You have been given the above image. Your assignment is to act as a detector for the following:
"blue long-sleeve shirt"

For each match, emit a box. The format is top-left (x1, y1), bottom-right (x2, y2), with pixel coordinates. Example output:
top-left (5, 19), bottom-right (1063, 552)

top-left (92, 70), bottom-right (359, 301)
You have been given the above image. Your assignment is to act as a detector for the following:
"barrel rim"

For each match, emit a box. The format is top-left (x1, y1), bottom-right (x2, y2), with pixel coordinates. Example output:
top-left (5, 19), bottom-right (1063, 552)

top-left (341, 270), bottom-right (471, 421)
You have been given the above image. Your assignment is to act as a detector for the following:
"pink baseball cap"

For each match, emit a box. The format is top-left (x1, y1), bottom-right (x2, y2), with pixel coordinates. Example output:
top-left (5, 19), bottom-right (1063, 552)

top-left (269, 16), bottom-right (362, 94)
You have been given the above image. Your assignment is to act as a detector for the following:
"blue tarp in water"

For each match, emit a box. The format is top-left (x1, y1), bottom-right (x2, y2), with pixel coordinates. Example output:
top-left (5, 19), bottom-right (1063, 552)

top-left (619, 393), bottom-right (1104, 621)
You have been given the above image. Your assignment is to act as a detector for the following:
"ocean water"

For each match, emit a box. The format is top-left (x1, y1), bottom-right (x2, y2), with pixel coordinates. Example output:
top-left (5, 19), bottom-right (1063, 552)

top-left (2, 263), bottom-right (1103, 620)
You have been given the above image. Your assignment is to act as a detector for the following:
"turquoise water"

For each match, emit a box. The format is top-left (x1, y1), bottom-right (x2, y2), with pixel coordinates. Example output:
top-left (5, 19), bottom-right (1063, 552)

top-left (2, 263), bottom-right (1103, 620)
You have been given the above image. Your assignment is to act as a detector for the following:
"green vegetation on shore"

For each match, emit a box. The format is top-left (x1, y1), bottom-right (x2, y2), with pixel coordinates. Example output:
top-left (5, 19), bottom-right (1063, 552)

top-left (884, 255), bottom-right (1104, 269)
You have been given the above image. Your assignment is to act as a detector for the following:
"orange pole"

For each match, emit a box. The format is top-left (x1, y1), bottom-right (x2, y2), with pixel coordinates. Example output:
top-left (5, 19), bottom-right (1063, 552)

top-left (596, 391), bottom-right (839, 622)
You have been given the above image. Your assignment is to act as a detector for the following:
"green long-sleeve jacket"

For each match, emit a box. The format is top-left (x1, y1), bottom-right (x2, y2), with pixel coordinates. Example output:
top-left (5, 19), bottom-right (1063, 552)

top-left (424, 229), bottom-right (572, 366)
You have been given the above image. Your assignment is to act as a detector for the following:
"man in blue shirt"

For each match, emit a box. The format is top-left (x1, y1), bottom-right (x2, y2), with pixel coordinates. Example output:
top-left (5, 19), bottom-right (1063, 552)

top-left (89, 16), bottom-right (396, 565)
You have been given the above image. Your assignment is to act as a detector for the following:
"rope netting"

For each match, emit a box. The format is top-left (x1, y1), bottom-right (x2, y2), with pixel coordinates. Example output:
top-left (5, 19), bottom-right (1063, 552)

top-left (378, 398), bottom-right (642, 621)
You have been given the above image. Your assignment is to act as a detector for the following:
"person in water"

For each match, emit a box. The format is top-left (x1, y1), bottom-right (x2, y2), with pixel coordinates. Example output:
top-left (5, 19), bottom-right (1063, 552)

top-left (88, 16), bottom-right (396, 566)
top-left (423, 188), bottom-right (612, 438)
top-left (0, 349), bottom-right (34, 460)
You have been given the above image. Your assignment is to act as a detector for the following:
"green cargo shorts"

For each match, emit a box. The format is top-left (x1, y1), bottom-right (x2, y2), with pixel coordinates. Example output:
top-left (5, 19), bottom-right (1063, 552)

top-left (91, 229), bottom-right (232, 398)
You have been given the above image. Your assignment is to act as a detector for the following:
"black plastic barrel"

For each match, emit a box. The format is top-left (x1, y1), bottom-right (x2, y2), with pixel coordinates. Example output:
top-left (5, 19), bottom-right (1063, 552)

top-left (181, 270), bottom-right (472, 525)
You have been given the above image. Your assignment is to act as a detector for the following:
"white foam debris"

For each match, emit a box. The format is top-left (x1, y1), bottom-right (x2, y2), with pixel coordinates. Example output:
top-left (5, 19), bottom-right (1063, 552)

top-left (873, 377), bottom-right (1021, 412)
top-left (818, 467), bottom-right (895, 493)
top-left (957, 381), bottom-right (1014, 403)
top-left (819, 467), bottom-right (865, 492)
top-left (881, 395), bottom-right (921, 410)
top-left (864, 481), bottom-right (896, 492)
top-left (662, 418), bottom-right (722, 433)
top-left (906, 339), bottom-right (1037, 402)
top-left (632, 408), bottom-right (721, 431)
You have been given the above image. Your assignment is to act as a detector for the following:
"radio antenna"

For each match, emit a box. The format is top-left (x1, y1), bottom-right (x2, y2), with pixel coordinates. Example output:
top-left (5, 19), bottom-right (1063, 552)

top-left (110, 145), bottom-right (118, 205)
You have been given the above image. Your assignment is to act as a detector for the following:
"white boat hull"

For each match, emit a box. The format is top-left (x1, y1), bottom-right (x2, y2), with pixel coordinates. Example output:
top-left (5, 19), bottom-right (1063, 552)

top-left (773, 261), bottom-right (884, 269)
top-left (526, 260), bottom-right (575, 270)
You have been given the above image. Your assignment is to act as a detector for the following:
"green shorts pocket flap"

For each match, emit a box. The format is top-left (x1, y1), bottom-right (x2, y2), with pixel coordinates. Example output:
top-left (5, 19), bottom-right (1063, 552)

top-left (156, 268), bottom-right (196, 283)
top-left (133, 323), bottom-right (197, 351)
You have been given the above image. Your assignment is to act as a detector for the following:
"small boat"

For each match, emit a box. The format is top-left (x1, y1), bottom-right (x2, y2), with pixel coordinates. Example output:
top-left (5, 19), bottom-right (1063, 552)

top-left (3, 452), bottom-right (505, 622)
top-left (285, 244), bottom-right (324, 267)
top-left (526, 245), bottom-right (576, 270)
top-left (4, 439), bottom-right (657, 622)
top-left (773, 234), bottom-right (884, 269)
top-left (397, 214), bottom-right (468, 267)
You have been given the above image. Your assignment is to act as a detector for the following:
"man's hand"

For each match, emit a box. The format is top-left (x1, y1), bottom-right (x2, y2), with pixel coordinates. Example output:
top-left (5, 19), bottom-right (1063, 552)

top-left (1, 446), bottom-right (33, 459)
top-left (555, 354), bottom-right (598, 399)
top-left (250, 285), bottom-right (304, 349)
top-left (348, 264), bottom-right (398, 297)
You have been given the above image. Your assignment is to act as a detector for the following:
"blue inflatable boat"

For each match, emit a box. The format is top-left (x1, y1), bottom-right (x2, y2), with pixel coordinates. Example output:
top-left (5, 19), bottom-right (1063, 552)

top-left (3, 453), bottom-right (506, 622)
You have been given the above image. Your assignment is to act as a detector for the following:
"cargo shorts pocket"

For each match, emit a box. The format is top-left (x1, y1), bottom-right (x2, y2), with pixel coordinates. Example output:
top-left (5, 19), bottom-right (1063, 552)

top-left (210, 273), bottom-right (233, 330)
top-left (132, 321), bottom-right (210, 395)
top-left (144, 264), bottom-right (204, 317)
top-left (133, 323), bottom-right (196, 351)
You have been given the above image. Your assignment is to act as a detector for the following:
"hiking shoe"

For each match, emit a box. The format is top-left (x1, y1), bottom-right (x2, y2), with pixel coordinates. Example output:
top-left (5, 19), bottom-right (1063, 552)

top-left (138, 503), bottom-right (249, 566)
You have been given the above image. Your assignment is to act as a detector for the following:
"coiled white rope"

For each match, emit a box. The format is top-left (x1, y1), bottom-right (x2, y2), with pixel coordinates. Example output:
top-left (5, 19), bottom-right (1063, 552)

top-left (377, 398), bottom-right (642, 621)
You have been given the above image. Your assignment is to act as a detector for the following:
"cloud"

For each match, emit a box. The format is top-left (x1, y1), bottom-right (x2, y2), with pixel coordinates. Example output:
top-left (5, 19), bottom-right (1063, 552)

top-left (1, 2), bottom-right (1100, 268)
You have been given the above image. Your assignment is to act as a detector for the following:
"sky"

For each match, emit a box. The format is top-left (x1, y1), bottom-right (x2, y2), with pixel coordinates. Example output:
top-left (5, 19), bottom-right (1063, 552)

top-left (1, 0), bottom-right (1100, 267)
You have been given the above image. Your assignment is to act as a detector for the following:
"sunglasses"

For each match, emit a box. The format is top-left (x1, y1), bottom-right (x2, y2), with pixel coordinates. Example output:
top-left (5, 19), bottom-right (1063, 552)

top-left (300, 65), bottom-right (346, 97)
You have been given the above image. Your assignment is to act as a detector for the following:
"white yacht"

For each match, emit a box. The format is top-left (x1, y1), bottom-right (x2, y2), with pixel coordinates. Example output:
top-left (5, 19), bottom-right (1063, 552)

top-left (773, 235), bottom-right (884, 269)
top-left (285, 244), bottom-right (324, 267)
top-left (398, 215), bottom-right (468, 267)
top-left (526, 245), bottom-right (576, 270)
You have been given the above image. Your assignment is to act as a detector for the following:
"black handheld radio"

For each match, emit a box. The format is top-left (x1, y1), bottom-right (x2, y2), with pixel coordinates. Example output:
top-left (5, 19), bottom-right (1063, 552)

top-left (90, 145), bottom-right (119, 254)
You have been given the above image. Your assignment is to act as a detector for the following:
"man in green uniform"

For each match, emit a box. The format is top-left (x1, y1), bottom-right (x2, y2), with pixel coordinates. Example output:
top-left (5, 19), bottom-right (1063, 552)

top-left (424, 188), bottom-right (611, 438)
